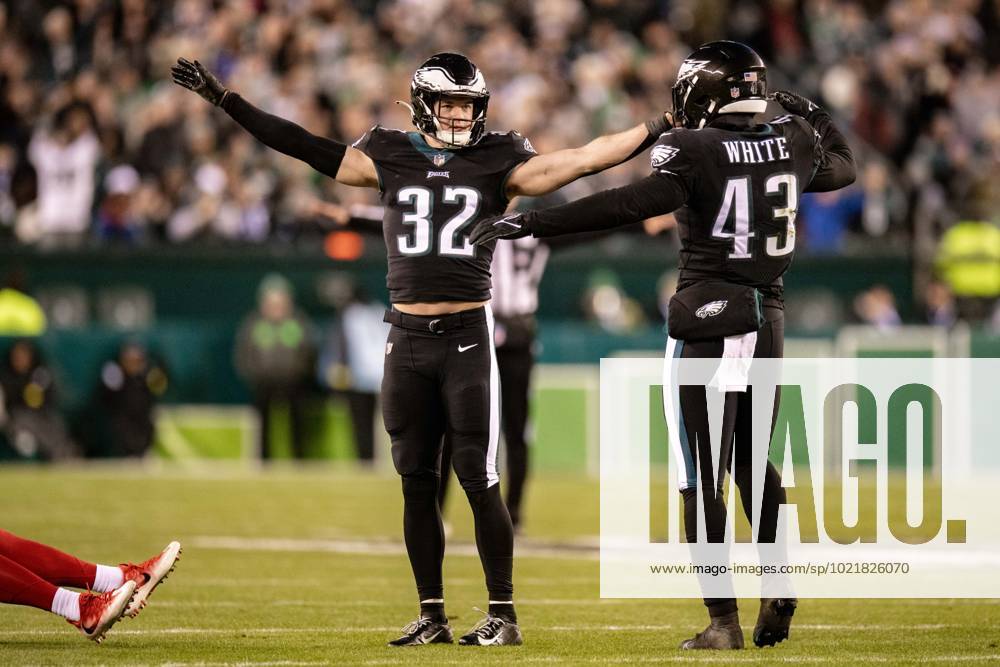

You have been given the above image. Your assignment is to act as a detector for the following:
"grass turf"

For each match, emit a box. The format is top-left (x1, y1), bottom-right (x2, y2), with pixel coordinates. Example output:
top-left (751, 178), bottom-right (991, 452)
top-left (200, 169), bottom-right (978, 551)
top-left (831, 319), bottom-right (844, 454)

top-left (1, 464), bottom-right (998, 665)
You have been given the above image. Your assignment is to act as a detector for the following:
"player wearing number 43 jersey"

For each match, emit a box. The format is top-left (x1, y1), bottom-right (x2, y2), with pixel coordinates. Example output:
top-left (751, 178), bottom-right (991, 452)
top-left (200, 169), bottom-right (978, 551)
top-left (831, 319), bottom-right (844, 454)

top-left (173, 51), bottom-right (672, 647)
top-left (471, 41), bottom-right (856, 651)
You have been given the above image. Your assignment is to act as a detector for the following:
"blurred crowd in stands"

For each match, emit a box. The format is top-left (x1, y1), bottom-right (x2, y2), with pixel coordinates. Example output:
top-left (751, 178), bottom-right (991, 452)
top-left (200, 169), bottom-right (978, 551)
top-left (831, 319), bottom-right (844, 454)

top-left (1, 0), bottom-right (997, 248)
top-left (0, 0), bottom-right (997, 324)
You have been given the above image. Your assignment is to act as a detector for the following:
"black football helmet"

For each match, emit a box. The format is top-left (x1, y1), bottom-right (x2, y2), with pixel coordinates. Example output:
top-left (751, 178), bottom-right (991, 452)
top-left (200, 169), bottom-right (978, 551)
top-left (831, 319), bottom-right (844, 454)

top-left (671, 41), bottom-right (767, 129)
top-left (404, 52), bottom-right (490, 148)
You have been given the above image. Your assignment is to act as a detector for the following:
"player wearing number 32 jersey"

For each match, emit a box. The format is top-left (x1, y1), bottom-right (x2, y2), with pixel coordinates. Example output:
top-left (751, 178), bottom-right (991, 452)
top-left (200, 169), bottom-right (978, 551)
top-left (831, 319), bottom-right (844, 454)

top-left (173, 51), bottom-right (672, 647)
top-left (470, 41), bottom-right (856, 652)
top-left (351, 125), bottom-right (535, 304)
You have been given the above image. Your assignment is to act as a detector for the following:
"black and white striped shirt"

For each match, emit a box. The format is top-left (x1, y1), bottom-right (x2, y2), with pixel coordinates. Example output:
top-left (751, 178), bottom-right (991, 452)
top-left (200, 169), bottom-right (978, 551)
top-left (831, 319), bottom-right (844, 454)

top-left (489, 237), bottom-right (550, 318)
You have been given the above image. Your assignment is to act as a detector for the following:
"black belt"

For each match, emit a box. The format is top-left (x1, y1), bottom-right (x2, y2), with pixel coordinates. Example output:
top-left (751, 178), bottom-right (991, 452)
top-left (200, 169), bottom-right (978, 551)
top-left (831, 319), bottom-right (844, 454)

top-left (384, 307), bottom-right (486, 334)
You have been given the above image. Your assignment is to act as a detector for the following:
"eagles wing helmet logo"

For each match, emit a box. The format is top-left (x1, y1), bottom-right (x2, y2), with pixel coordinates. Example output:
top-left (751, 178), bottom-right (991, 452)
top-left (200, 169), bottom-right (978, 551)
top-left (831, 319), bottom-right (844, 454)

top-left (523, 137), bottom-right (536, 153)
top-left (650, 145), bottom-right (679, 169)
top-left (413, 66), bottom-right (487, 94)
top-left (696, 300), bottom-right (728, 319)
top-left (676, 59), bottom-right (712, 82)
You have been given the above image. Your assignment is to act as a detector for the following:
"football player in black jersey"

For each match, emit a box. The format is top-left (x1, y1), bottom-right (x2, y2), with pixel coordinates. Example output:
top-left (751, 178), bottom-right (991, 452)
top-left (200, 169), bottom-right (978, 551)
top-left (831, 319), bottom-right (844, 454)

top-left (471, 41), bottom-right (856, 651)
top-left (172, 51), bottom-right (672, 647)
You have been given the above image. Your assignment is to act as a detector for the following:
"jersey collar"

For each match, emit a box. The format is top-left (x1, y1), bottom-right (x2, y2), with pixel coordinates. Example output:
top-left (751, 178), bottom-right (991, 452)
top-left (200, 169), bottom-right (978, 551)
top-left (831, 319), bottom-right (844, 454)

top-left (710, 113), bottom-right (773, 134)
top-left (408, 132), bottom-right (456, 166)
top-left (709, 113), bottom-right (757, 129)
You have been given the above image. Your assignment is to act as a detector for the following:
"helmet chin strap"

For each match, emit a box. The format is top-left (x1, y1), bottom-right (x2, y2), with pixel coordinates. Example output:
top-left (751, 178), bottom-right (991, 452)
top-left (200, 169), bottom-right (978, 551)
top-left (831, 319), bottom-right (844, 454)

top-left (433, 124), bottom-right (473, 147)
top-left (697, 100), bottom-right (718, 129)
top-left (438, 134), bottom-right (473, 147)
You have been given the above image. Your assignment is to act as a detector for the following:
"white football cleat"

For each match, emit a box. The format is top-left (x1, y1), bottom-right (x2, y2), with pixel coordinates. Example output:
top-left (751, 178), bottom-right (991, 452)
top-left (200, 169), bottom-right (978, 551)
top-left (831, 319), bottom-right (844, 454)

top-left (119, 541), bottom-right (182, 618)
top-left (69, 580), bottom-right (137, 644)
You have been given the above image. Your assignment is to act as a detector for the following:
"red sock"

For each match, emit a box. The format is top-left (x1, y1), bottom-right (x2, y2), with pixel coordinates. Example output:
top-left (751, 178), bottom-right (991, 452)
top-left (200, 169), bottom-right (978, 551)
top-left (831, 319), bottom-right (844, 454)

top-left (0, 530), bottom-right (97, 588)
top-left (0, 553), bottom-right (58, 611)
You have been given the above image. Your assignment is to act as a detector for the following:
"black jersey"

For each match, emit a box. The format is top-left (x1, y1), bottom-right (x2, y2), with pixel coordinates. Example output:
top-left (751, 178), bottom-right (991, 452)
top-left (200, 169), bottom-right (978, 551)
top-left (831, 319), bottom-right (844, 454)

top-left (498, 109), bottom-right (853, 307)
top-left (651, 114), bottom-right (820, 296)
top-left (354, 127), bottom-right (535, 304)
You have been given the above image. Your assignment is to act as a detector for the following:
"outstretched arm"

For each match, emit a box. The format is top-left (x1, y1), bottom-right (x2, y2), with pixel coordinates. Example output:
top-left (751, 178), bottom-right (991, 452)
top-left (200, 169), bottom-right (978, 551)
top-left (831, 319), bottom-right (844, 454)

top-left (472, 171), bottom-right (687, 244)
top-left (219, 93), bottom-right (377, 186)
top-left (772, 91), bottom-right (856, 192)
top-left (504, 114), bottom-right (672, 198)
top-left (171, 58), bottom-right (378, 188)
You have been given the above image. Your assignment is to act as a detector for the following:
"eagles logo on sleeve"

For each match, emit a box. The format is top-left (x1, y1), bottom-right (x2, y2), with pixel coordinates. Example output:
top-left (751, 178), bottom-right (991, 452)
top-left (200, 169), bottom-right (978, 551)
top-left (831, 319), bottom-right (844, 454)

top-left (650, 144), bottom-right (680, 169)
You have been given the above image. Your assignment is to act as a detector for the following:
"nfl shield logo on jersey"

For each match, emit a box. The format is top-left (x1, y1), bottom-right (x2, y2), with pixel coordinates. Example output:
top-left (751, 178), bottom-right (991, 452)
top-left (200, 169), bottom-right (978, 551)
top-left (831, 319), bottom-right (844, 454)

top-left (433, 153), bottom-right (447, 167)
top-left (696, 300), bottom-right (728, 319)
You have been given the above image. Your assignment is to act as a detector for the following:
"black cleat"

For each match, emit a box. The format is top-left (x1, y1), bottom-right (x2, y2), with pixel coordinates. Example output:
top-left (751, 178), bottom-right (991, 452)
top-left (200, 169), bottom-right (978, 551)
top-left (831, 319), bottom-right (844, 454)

top-left (387, 616), bottom-right (453, 646)
top-left (458, 613), bottom-right (523, 646)
top-left (679, 611), bottom-right (744, 650)
top-left (753, 598), bottom-right (797, 647)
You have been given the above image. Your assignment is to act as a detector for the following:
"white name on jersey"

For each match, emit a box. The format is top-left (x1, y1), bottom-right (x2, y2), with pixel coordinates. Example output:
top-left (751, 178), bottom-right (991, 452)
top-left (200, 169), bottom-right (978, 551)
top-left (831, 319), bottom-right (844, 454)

top-left (721, 137), bottom-right (789, 164)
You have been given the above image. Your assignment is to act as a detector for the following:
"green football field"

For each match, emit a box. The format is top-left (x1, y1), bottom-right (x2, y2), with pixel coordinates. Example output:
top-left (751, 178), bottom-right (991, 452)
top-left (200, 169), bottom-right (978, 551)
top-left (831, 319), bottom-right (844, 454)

top-left (1, 465), bottom-right (998, 665)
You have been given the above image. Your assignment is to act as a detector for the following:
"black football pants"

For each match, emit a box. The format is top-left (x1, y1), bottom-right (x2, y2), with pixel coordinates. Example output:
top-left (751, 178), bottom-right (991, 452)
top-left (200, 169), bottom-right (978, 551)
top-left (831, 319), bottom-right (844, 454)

top-left (438, 339), bottom-right (534, 528)
top-left (381, 305), bottom-right (514, 604)
top-left (664, 305), bottom-right (787, 617)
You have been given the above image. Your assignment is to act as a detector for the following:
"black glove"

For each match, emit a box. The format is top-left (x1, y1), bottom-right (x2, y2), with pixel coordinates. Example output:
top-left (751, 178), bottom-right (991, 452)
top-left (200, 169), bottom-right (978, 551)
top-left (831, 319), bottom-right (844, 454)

top-left (469, 212), bottom-right (533, 245)
top-left (171, 58), bottom-right (228, 106)
top-left (771, 90), bottom-right (822, 121)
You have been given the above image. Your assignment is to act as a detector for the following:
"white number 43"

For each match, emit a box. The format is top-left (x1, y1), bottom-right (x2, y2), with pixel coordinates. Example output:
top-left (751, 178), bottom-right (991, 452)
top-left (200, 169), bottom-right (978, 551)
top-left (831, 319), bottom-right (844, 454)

top-left (711, 173), bottom-right (797, 259)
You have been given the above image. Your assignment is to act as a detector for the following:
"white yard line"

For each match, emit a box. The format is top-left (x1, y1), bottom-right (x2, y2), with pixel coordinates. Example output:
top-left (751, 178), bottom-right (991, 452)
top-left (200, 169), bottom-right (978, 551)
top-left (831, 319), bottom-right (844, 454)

top-left (122, 657), bottom-right (1000, 667)
top-left (355, 658), bottom-right (830, 665)
top-left (190, 535), bottom-right (1000, 575)
top-left (361, 657), bottom-right (1000, 666)
top-left (0, 627), bottom-right (395, 637)
top-left (192, 535), bottom-right (600, 561)
top-left (0, 622), bottom-right (963, 638)
top-left (158, 663), bottom-right (324, 667)
top-left (122, 654), bottom-right (1000, 667)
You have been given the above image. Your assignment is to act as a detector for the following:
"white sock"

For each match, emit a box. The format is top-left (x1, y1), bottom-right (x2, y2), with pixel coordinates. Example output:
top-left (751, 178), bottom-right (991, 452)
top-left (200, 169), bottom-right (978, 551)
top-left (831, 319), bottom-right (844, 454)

top-left (92, 564), bottom-right (125, 593)
top-left (50, 588), bottom-right (81, 622)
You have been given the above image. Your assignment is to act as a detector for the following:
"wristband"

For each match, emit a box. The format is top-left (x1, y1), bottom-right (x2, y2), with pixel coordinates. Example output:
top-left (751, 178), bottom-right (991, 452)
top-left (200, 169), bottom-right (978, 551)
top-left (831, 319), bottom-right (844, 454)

top-left (645, 113), bottom-right (672, 138)
top-left (626, 114), bottom-right (673, 162)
